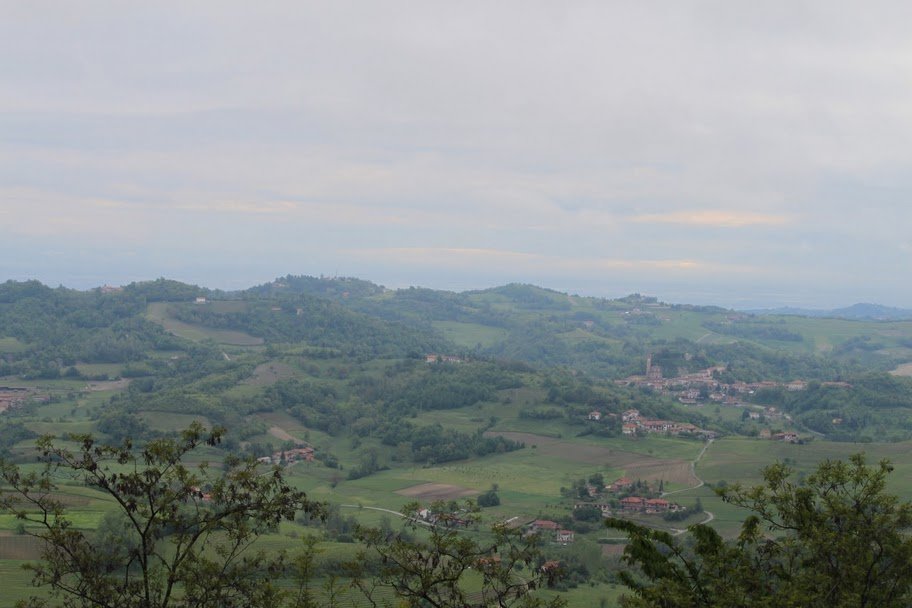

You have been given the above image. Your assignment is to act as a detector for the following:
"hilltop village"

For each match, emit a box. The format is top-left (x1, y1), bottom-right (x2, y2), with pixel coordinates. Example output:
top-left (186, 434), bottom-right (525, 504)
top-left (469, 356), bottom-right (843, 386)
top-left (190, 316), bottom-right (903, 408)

top-left (616, 354), bottom-right (847, 406)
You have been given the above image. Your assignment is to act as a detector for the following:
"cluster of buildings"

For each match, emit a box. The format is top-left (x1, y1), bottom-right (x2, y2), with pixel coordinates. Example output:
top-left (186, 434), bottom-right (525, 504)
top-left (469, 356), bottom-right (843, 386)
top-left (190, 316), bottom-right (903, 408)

top-left (615, 356), bottom-right (841, 407)
top-left (586, 407), bottom-right (713, 438)
top-left (527, 519), bottom-right (575, 544)
top-left (620, 408), bottom-right (714, 439)
top-left (617, 496), bottom-right (679, 513)
top-left (424, 353), bottom-right (466, 364)
top-left (759, 430), bottom-right (800, 442)
top-left (569, 496), bottom-right (683, 518)
top-left (571, 476), bottom-right (684, 518)
top-left (0, 386), bottom-right (33, 413)
top-left (256, 446), bottom-right (314, 466)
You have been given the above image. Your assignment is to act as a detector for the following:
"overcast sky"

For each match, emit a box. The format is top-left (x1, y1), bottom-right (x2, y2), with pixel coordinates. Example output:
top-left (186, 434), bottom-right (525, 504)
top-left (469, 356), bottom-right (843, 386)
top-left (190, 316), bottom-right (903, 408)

top-left (3, 2), bottom-right (912, 308)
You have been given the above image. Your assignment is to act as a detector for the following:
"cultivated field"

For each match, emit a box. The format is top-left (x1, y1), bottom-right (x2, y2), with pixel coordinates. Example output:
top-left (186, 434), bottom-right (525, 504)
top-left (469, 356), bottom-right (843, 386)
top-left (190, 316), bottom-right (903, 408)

top-left (395, 482), bottom-right (479, 500)
top-left (145, 302), bottom-right (264, 346)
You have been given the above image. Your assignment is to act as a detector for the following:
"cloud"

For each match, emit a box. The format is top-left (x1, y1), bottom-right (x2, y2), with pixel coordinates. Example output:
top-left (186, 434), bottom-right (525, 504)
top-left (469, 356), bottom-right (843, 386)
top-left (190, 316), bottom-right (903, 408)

top-left (629, 210), bottom-right (793, 228)
top-left (3, 3), bottom-right (912, 305)
top-left (347, 247), bottom-right (727, 274)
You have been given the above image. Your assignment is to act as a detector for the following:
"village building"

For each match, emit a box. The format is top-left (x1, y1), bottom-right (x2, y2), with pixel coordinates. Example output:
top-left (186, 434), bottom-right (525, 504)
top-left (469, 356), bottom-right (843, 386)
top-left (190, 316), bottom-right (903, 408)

top-left (425, 354), bottom-right (465, 364)
top-left (607, 477), bottom-right (634, 493)
top-left (541, 560), bottom-right (561, 574)
top-left (587, 410), bottom-right (602, 421)
top-left (261, 446), bottom-right (315, 465)
top-left (556, 529), bottom-right (575, 544)
top-left (645, 498), bottom-right (670, 512)
top-left (620, 496), bottom-right (646, 512)
top-left (529, 520), bottom-right (560, 534)
top-left (773, 432), bottom-right (799, 443)
top-left (622, 409), bottom-right (641, 422)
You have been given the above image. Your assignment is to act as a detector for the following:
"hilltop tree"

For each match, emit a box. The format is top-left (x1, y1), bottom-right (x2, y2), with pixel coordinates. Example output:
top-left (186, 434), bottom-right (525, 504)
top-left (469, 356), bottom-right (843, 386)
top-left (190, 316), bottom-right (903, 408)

top-left (608, 454), bottom-right (912, 607)
top-left (0, 422), bottom-right (323, 608)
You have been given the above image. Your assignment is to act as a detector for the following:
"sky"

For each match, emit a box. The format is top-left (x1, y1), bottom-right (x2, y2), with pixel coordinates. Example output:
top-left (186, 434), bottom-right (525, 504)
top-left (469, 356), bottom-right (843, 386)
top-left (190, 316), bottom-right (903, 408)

top-left (3, 2), bottom-right (912, 309)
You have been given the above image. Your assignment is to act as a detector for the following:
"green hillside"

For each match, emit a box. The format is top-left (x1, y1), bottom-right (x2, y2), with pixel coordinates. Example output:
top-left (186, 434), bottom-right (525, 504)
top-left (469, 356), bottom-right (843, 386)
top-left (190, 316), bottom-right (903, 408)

top-left (5, 276), bottom-right (912, 605)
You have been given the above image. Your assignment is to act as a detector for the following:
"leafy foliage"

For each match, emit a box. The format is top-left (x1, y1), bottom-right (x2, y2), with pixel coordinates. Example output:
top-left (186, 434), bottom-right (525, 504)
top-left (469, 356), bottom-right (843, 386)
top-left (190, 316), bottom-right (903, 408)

top-left (0, 423), bottom-right (322, 608)
top-left (350, 501), bottom-right (566, 608)
top-left (609, 454), bottom-right (912, 607)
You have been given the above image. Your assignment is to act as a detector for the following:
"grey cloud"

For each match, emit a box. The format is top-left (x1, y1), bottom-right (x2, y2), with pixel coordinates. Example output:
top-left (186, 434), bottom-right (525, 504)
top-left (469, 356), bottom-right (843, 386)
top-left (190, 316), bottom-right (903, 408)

top-left (3, 2), bottom-right (912, 306)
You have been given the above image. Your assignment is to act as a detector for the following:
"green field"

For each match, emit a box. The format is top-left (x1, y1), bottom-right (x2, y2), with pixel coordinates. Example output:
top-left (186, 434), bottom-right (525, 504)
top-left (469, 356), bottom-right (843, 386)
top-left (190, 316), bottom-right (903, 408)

top-left (431, 321), bottom-right (509, 349)
top-left (0, 337), bottom-right (27, 354)
top-left (145, 302), bottom-right (264, 346)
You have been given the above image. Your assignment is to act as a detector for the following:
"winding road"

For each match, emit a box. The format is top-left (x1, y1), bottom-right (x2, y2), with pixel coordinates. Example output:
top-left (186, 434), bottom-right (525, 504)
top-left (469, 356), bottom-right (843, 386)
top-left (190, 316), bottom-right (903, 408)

top-left (605, 438), bottom-right (716, 539)
top-left (664, 438), bottom-right (715, 534)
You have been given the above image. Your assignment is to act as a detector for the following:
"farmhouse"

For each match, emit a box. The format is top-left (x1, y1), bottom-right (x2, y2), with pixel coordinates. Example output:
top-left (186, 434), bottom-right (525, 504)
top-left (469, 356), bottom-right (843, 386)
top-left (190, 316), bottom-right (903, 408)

top-left (620, 496), bottom-right (645, 512)
top-left (285, 447), bottom-right (315, 462)
top-left (607, 477), bottom-right (633, 493)
top-left (622, 409), bottom-right (641, 422)
top-left (645, 498), bottom-right (670, 512)
top-left (640, 419), bottom-right (672, 433)
top-left (263, 446), bottom-right (315, 465)
top-left (475, 555), bottom-right (502, 572)
top-left (622, 423), bottom-right (638, 435)
top-left (587, 410), bottom-right (602, 421)
top-left (556, 529), bottom-right (575, 544)
top-left (425, 354), bottom-right (465, 364)
top-left (541, 560), bottom-right (561, 574)
top-left (529, 519), bottom-right (560, 533)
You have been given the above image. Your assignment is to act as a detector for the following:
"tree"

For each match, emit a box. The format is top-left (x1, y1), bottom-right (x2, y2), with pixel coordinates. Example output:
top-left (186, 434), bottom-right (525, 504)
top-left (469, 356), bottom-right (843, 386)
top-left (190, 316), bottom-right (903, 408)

top-left (607, 454), bottom-right (912, 607)
top-left (477, 487), bottom-right (501, 507)
top-left (572, 505), bottom-right (602, 522)
top-left (0, 422), bottom-right (323, 608)
top-left (350, 501), bottom-right (566, 608)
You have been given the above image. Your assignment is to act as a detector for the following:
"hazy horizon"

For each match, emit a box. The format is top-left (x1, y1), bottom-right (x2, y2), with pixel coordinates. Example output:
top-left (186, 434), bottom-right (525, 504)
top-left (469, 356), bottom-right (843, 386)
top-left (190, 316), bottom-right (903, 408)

top-left (4, 269), bottom-right (908, 312)
top-left (5, 3), bottom-right (912, 309)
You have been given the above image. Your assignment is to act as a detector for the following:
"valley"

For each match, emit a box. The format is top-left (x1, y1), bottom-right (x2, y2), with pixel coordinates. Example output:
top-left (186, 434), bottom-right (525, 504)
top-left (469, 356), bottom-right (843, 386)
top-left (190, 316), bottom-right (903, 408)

top-left (3, 276), bottom-right (912, 605)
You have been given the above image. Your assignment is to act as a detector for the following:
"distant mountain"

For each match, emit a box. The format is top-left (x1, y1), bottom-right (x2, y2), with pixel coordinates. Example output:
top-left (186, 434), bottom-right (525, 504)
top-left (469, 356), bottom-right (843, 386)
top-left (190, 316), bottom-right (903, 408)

top-left (749, 303), bottom-right (912, 321)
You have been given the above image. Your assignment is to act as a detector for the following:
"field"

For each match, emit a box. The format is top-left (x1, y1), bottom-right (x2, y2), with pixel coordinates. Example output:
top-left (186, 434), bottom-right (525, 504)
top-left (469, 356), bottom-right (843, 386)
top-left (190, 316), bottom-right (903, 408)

top-left (145, 302), bottom-right (264, 346)
top-left (8, 392), bottom-right (912, 606)
top-left (395, 482), bottom-right (479, 500)
top-left (0, 338), bottom-right (27, 354)
top-left (431, 321), bottom-right (508, 349)
top-left (892, 362), bottom-right (912, 376)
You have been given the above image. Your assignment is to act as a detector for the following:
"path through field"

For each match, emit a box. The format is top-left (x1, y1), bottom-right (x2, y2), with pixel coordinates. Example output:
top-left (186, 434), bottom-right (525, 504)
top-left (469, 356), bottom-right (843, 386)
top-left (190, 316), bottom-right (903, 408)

top-left (662, 438), bottom-right (713, 497)
top-left (663, 438), bottom-right (714, 535)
